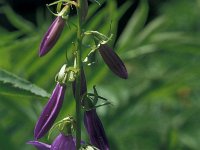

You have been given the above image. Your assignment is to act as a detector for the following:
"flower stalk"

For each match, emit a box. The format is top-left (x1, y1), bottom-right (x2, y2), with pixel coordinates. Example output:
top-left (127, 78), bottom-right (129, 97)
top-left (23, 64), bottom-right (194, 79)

top-left (75, 0), bottom-right (85, 149)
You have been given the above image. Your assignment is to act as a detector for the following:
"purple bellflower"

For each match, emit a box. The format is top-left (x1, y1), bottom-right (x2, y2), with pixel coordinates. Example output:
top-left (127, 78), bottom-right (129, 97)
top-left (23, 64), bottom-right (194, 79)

top-left (51, 134), bottom-right (76, 150)
top-left (39, 16), bottom-right (65, 57)
top-left (99, 44), bottom-right (128, 79)
top-left (34, 83), bottom-right (66, 139)
top-left (84, 109), bottom-right (110, 150)
top-left (28, 134), bottom-right (76, 150)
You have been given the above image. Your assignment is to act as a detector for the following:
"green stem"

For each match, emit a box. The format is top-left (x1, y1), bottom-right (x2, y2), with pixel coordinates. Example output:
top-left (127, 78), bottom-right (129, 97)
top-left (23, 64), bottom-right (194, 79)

top-left (75, 0), bottom-right (84, 149)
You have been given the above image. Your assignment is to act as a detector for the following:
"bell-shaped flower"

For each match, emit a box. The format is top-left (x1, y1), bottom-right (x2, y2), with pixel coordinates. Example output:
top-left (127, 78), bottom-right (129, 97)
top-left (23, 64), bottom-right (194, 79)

top-left (34, 83), bottom-right (66, 139)
top-left (99, 44), bottom-right (128, 79)
top-left (39, 16), bottom-right (65, 57)
top-left (84, 109), bottom-right (110, 150)
top-left (28, 134), bottom-right (75, 150)
top-left (27, 141), bottom-right (51, 150)
top-left (51, 134), bottom-right (76, 150)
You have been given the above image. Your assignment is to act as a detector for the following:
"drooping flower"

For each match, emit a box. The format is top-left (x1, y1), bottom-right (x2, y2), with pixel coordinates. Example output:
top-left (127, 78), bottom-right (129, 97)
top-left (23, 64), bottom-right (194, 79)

top-left (84, 109), bottom-right (110, 150)
top-left (39, 16), bottom-right (65, 57)
top-left (51, 134), bottom-right (76, 150)
top-left (28, 134), bottom-right (76, 150)
top-left (27, 141), bottom-right (51, 150)
top-left (98, 44), bottom-right (128, 79)
top-left (34, 83), bottom-right (66, 139)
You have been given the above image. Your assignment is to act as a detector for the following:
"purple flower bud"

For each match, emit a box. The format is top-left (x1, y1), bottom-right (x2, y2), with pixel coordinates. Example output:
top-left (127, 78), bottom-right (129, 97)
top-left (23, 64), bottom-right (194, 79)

top-left (39, 16), bottom-right (65, 57)
top-left (34, 83), bottom-right (66, 139)
top-left (99, 44), bottom-right (128, 79)
top-left (84, 109), bottom-right (110, 150)
top-left (72, 67), bottom-right (87, 97)
top-left (27, 141), bottom-right (51, 150)
top-left (51, 134), bottom-right (76, 150)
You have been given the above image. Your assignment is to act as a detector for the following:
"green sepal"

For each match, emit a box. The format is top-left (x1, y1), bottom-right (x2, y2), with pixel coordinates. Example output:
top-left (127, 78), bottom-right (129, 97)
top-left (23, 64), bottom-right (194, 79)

top-left (48, 116), bottom-right (75, 139)
top-left (82, 86), bottom-right (111, 111)
top-left (46, 0), bottom-right (76, 18)
top-left (80, 145), bottom-right (100, 150)
top-left (55, 64), bottom-right (68, 84)
top-left (83, 49), bottom-right (97, 66)
top-left (55, 64), bottom-right (79, 84)
top-left (89, 0), bottom-right (101, 5)
top-left (84, 31), bottom-right (113, 46)
top-left (83, 31), bottom-right (113, 65)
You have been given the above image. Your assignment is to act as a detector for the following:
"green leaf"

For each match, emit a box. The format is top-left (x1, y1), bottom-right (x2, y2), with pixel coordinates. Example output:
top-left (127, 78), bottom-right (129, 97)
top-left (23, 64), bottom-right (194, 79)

top-left (117, 0), bottom-right (149, 50)
top-left (0, 68), bottom-right (50, 98)
top-left (1, 6), bottom-right (35, 33)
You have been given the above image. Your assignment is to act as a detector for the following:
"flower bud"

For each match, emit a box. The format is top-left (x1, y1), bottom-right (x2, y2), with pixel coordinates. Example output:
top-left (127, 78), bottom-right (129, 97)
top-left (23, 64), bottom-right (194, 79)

top-left (99, 44), bottom-right (128, 79)
top-left (34, 83), bottom-right (66, 139)
top-left (57, 64), bottom-right (67, 84)
top-left (39, 16), bottom-right (65, 57)
top-left (84, 109), bottom-right (110, 150)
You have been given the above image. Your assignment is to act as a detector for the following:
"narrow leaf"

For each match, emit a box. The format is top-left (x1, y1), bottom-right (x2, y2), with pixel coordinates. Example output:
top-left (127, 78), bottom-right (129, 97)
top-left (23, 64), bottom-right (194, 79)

top-left (0, 69), bottom-right (50, 98)
top-left (2, 6), bottom-right (35, 33)
top-left (117, 0), bottom-right (149, 50)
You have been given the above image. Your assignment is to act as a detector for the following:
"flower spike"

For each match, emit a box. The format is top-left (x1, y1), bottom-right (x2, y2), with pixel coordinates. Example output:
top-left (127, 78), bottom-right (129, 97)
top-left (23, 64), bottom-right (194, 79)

top-left (34, 83), bottom-right (66, 139)
top-left (39, 16), bottom-right (65, 57)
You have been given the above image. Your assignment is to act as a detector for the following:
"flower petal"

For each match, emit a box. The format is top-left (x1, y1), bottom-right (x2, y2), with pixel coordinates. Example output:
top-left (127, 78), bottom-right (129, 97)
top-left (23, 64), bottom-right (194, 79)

top-left (27, 141), bottom-right (51, 150)
top-left (51, 134), bottom-right (76, 150)
top-left (34, 83), bottom-right (66, 139)
top-left (84, 109), bottom-right (110, 150)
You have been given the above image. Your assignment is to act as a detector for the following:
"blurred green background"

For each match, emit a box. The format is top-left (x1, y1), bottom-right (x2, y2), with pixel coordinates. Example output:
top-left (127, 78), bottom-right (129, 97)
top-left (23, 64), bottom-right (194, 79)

top-left (0, 0), bottom-right (200, 149)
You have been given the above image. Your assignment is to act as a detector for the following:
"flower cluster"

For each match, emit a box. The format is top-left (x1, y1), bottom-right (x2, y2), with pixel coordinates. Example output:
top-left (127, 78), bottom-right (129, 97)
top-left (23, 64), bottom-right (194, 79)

top-left (28, 0), bottom-right (128, 149)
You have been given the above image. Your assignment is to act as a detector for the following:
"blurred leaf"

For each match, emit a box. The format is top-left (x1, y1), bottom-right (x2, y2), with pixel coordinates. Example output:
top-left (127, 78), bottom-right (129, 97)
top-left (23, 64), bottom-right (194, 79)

top-left (1, 6), bottom-right (35, 33)
top-left (117, 0), bottom-right (149, 50)
top-left (0, 0), bottom-right (200, 149)
top-left (0, 127), bottom-right (16, 150)
top-left (0, 68), bottom-right (50, 97)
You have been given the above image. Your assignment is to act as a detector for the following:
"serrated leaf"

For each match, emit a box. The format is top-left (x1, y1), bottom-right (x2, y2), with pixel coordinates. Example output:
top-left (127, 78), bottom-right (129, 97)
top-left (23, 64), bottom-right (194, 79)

top-left (0, 68), bottom-right (50, 98)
